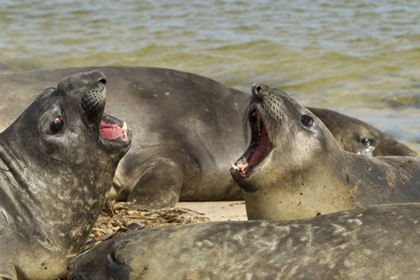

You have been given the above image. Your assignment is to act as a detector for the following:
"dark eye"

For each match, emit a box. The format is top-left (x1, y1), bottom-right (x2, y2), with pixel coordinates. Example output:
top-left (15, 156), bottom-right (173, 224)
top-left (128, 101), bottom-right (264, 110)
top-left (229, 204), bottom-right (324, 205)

top-left (361, 138), bottom-right (375, 147)
top-left (300, 115), bottom-right (314, 128)
top-left (50, 116), bottom-right (65, 134)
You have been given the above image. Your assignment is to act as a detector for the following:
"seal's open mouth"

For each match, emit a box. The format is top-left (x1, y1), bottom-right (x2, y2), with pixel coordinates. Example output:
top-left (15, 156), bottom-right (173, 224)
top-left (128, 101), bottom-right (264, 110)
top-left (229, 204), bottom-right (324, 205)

top-left (232, 109), bottom-right (271, 178)
top-left (100, 114), bottom-right (129, 142)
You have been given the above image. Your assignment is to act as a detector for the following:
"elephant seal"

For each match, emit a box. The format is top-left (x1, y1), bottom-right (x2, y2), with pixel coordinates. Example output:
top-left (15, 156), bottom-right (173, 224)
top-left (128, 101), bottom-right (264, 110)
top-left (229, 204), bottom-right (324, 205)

top-left (0, 67), bottom-right (414, 209)
top-left (68, 203), bottom-right (420, 280)
top-left (307, 107), bottom-right (416, 157)
top-left (230, 84), bottom-right (420, 220)
top-left (0, 70), bottom-right (131, 279)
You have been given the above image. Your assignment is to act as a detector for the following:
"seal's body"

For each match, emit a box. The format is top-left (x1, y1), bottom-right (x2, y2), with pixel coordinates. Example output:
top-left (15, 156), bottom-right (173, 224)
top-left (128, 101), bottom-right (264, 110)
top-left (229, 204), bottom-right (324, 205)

top-left (231, 84), bottom-right (420, 220)
top-left (0, 70), bottom-right (131, 279)
top-left (68, 203), bottom-right (420, 280)
top-left (0, 67), bottom-right (414, 209)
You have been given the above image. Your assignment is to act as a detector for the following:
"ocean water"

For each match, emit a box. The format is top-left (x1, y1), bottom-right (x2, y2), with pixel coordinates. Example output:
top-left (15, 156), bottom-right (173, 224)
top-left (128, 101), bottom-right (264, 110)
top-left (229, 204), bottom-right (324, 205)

top-left (1, 0), bottom-right (419, 150)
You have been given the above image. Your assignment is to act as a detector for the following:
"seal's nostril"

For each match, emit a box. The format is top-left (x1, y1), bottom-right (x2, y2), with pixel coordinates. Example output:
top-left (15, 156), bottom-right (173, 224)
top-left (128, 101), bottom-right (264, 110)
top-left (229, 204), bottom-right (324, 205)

top-left (97, 78), bottom-right (107, 85)
top-left (252, 83), bottom-right (264, 97)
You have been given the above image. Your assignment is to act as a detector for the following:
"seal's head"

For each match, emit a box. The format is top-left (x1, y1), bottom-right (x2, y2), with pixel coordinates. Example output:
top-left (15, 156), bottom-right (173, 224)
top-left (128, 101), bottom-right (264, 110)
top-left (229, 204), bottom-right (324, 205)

top-left (0, 70), bottom-right (132, 279)
top-left (230, 83), bottom-right (340, 193)
top-left (307, 107), bottom-right (417, 157)
top-left (9, 69), bottom-right (132, 163)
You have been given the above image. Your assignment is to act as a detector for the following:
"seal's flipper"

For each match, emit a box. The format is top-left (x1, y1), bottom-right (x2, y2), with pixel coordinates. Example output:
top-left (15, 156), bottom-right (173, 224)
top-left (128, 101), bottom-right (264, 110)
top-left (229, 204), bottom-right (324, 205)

top-left (0, 263), bottom-right (17, 280)
top-left (108, 252), bottom-right (132, 280)
top-left (127, 158), bottom-right (184, 209)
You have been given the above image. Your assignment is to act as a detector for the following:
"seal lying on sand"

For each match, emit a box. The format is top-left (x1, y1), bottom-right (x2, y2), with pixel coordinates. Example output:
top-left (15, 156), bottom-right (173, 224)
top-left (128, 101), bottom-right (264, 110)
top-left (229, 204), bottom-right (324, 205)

top-left (231, 84), bottom-right (420, 220)
top-left (307, 107), bottom-right (416, 157)
top-left (0, 67), bottom-right (247, 208)
top-left (68, 203), bottom-right (420, 280)
top-left (0, 67), bottom-right (414, 209)
top-left (0, 70), bottom-right (131, 280)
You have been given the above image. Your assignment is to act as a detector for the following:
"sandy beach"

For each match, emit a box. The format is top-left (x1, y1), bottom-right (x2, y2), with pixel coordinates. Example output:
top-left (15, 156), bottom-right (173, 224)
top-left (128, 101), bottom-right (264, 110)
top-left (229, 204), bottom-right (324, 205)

top-left (176, 201), bottom-right (247, 221)
top-left (86, 200), bottom-right (247, 253)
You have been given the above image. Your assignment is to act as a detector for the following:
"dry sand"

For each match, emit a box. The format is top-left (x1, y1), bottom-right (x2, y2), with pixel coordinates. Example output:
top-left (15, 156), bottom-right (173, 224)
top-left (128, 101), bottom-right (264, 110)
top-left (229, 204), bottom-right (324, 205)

top-left (176, 201), bottom-right (247, 221)
top-left (85, 200), bottom-right (247, 252)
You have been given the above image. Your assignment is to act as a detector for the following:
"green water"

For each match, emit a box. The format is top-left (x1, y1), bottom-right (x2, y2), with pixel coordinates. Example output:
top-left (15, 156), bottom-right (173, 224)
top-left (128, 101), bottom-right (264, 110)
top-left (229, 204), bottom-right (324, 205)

top-left (1, 0), bottom-right (420, 150)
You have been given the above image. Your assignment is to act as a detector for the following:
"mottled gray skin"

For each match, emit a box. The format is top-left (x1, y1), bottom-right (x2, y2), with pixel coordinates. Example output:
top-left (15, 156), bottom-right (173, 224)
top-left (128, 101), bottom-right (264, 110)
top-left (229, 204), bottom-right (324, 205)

top-left (308, 107), bottom-right (416, 156)
top-left (0, 67), bottom-right (247, 209)
top-left (68, 203), bottom-right (420, 280)
top-left (231, 84), bottom-right (420, 220)
top-left (0, 67), bottom-right (414, 209)
top-left (0, 70), bottom-right (131, 279)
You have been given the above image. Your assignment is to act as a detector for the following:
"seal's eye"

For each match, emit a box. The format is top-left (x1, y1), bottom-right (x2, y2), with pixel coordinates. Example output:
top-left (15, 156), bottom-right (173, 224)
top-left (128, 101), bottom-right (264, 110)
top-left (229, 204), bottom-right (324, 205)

top-left (51, 116), bottom-right (65, 134)
top-left (361, 138), bottom-right (375, 147)
top-left (300, 115), bottom-right (314, 128)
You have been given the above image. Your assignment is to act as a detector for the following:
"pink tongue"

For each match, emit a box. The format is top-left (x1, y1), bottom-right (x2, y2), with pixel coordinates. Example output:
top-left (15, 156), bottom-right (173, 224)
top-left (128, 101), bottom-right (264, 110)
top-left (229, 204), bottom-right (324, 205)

top-left (100, 121), bottom-right (122, 140)
top-left (248, 126), bottom-right (270, 167)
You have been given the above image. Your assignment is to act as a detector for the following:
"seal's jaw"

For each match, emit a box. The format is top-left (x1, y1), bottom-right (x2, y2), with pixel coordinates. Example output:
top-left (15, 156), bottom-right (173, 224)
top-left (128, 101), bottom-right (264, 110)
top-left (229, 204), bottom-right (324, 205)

top-left (99, 113), bottom-right (131, 153)
top-left (58, 69), bottom-right (132, 154)
top-left (231, 109), bottom-right (272, 180)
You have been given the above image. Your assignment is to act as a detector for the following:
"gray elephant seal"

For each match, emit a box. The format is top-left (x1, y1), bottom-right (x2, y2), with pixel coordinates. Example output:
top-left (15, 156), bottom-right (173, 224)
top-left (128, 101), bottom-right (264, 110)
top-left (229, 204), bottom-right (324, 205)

top-left (0, 67), bottom-right (414, 209)
top-left (68, 203), bottom-right (420, 280)
top-left (0, 70), bottom-right (131, 279)
top-left (231, 84), bottom-right (420, 220)
top-left (307, 107), bottom-right (416, 157)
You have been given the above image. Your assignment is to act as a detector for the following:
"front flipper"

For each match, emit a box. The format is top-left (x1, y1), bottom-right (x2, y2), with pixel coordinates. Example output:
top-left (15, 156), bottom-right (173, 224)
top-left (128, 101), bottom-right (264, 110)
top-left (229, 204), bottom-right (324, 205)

top-left (127, 158), bottom-right (184, 209)
top-left (0, 262), bottom-right (17, 280)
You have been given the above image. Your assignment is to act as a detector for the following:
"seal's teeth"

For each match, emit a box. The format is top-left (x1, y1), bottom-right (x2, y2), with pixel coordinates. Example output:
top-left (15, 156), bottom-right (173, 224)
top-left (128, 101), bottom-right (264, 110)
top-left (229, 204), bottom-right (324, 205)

top-left (233, 162), bottom-right (248, 172)
top-left (121, 122), bottom-right (128, 141)
top-left (122, 121), bottom-right (127, 131)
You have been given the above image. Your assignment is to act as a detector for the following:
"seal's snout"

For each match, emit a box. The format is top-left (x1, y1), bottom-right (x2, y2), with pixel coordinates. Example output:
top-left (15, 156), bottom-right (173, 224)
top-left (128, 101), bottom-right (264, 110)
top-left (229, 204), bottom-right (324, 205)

top-left (252, 83), bottom-right (269, 99)
top-left (78, 71), bottom-right (108, 125)
top-left (85, 70), bottom-right (106, 86)
top-left (97, 77), bottom-right (107, 86)
top-left (231, 84), bottom-right (274, 182)
top-left (85, 69), bottom-right (107, 90)
top-left (89, 69), bottom-right (106, 82)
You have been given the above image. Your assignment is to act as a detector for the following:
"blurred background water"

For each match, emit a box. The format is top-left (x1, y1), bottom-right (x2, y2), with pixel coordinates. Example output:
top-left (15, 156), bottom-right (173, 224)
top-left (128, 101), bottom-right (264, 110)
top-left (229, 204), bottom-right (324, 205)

top-left (1, 0), bottom-right (419, 151)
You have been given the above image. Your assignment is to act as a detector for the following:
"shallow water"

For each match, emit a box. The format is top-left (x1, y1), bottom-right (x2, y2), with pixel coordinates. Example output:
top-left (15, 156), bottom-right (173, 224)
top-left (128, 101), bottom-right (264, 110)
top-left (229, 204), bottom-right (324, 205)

top-left (1, 0), bottom-right (420, 150)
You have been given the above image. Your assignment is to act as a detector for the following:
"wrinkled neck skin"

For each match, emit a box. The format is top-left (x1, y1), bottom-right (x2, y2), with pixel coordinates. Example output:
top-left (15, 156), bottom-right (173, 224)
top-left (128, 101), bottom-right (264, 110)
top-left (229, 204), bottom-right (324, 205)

top-left (0, 139), bottom-right (116, 278)
top-left (242, 148), bottom-right (354, 221)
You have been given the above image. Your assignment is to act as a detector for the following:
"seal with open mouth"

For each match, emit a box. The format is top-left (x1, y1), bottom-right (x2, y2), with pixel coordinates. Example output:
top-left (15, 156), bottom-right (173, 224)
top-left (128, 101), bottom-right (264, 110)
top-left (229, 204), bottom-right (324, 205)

top-left (0, 70), bottom-right (131, 279)
top-left (230, 83), bottom-right (420, 220)
top-left (0, 67), bottom-right (415, 209)
top-left (68, 203), bottom-right (420, 280)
